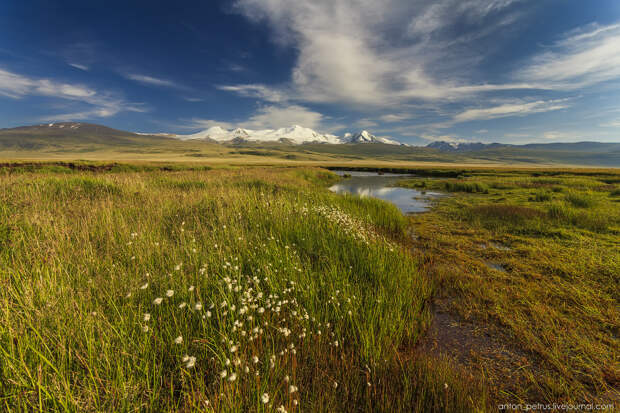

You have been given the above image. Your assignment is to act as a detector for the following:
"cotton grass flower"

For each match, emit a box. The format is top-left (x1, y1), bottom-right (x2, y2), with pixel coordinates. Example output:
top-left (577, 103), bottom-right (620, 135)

top-left (220, 370), bottom-right (227, 378)
top-left (261, 393), bottom-right (269, 404)
top-left (194, 302), bottom-right (202, 311)
top-left (166, 290), bottom-right (174, 297)
top-left (143, 313), bottom-right (151, 322)
top-left (140, 283), bottom-right (149, 290)
top-left (153, 297), bottom-right (163, 305)
top-left (186, 356), bottom-right (196, 368)
top-left (174, 336), bottom-right (183, 344)
top-left (228, 373), bottom-right (237, 382)
top-left (289, 385), bottom-right (298, 394)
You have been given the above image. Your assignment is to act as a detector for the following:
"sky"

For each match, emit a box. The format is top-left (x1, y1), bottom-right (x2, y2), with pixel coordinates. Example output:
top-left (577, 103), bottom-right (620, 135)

top-left (1, 0), bottom-right (620, 145)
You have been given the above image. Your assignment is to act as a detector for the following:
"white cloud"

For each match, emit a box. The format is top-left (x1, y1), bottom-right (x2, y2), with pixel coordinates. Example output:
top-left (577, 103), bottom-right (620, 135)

top-left (125, 73), bottom-right (180, 88)
top-left (600, 119), bottom-right (620, 128)
top-left (355, 118), bottom-right (379, 128)
top-left (380, 113), bottom-right (411, 122)
top-left (241, 104), bottom-right (324, 129)
top-left (189, 104), bottom-right (326, 130)
top-left (453, 99), bottom-right (569, 122)
top-left (0, 67), bottom-right (145, 120)
top-left (518, 23), bottom-right (620, 89)
top-left (68, 63), bottom-right (89, 71)
top-left (232, 0), bottom-right (527, 106)
top-left (216, 84), bottom-right (286, 103)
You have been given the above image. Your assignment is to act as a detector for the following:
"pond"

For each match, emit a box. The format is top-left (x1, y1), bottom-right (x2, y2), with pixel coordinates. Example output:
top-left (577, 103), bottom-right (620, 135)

top-left (328, 171), bottom-right (442, 214)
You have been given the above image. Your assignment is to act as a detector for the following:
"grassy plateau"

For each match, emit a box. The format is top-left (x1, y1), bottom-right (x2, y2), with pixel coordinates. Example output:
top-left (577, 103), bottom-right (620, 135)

top-left (0, 162), bottom-right (618, 412)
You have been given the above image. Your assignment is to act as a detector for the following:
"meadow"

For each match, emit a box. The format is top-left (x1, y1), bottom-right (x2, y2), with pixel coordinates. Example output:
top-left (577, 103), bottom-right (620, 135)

top-left (0, 163), bottom-right (617, 412)
top-left (399, 170), bottom-right (619, 405)
top-left (0, 165), bottom-right (483, 412)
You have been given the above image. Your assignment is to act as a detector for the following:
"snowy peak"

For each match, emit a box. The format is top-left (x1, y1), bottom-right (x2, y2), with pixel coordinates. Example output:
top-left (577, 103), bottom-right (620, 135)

top-left (344, 130), bottom-right (401, 145)
top-left (177, 126), bottom-right (401, 145)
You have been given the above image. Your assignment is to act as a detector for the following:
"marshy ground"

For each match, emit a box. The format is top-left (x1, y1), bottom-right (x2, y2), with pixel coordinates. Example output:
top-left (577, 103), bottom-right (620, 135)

top-left (0, 163), bottom-right (618, 411)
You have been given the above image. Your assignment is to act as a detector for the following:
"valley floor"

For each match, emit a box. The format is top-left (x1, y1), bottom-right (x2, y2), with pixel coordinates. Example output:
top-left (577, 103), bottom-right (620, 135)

top-left (0, 163), bottom-right (617, 411)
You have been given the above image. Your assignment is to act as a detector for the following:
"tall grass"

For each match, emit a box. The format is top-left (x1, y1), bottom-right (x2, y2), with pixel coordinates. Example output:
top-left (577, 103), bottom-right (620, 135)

top-left (0, 167), bottom-right (482, 412)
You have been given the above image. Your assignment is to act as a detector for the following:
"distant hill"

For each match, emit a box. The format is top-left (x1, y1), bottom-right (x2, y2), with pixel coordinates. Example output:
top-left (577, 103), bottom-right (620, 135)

top-left (0, 122), bottom-right (176, 151)
top-left (426, 141), bottom-right (508, 152)
top-left (426, 140), bottom-right (620, 153)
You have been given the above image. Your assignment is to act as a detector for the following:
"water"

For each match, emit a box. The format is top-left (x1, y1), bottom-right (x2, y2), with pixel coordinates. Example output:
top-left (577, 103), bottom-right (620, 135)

top-left (328, 171), bottom-right (442, 214)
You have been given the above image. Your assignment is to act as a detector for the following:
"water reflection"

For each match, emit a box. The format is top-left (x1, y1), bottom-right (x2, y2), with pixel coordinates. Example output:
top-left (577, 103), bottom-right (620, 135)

top-left (329, 171), bottom-right (441, 214)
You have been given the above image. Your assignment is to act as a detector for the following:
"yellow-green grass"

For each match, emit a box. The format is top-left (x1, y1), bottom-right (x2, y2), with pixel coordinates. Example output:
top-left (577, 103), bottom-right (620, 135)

top-left (400, 171), bottom-right (620, 404)
top-left (0, 167), bottom-right (485, 412)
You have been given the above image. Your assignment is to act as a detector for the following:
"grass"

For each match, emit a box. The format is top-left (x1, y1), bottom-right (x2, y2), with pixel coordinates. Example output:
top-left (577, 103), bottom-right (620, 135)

top-left (1, 163), bottom-right (617, 411)
top-left (0, 166), bottom-right (490, 412)
top-left (399, 171), bottom-right (620, 404)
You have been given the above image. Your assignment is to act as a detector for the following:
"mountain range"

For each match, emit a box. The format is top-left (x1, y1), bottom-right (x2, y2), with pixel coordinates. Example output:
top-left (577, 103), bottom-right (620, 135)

top-left (426, 140), bottom-right (620, 153)
top-left (177, 125), bottom-right (401, 145)
top-left (0, 122), bottom-right (618, 166)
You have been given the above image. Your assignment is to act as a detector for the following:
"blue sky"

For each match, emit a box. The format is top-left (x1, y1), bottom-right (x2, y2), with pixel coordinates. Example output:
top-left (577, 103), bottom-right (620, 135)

top-left (1, 0), bottom-right (619, 145)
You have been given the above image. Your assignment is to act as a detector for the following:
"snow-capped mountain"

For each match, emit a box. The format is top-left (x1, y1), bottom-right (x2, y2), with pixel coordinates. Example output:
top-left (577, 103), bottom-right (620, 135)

top-left (177, 126), bottom-right (401, 145)
top-left (342, 130), bottom-right (401, 145)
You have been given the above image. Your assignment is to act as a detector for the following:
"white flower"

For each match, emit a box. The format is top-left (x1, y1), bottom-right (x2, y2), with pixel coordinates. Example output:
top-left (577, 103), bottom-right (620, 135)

top-left (166, 290), bottom-right (174, 297)
top-left (333, 381), bottom-right (338, 389)
top-left (220, 370), bottom-right (227, 378)
top-left (289, 385), bottom-right (298, 394)
top-left (206, 311), bottom-right (212, 318)
top-left (188, 285), bottom-right (195, 292)
top-left (143, 313), bottom-right (151, 322)
top-left (276, 406), bottom-right (287, 413)
top-left (186, 356), bottom-right (196, 368)
top-left (230, 345), bottom-right (238, 353)
top-left (252, 356), bottom-right (259, 364)
top-left (153, 297), bottom-right (163, 305)
top-left (182, 355), bottom-right (189, 362)
top-left (194, 302), bottom-right (202, 311)
top-left (261, 393), bottom-right (269, 404)
top-left (142, 325), bottom-right (149, 333)
top-left (140, 283), bottom-right (149, 290)
top-left (174, 336), bottom-right (183, 344)
top-left (228, 373), bottom-right (237, 382)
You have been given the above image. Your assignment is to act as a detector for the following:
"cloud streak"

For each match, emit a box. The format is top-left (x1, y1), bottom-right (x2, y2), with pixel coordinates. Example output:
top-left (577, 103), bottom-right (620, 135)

top-left (0, 67), bottom-right (145, 120)
top-left (453, 99), bottom-right (570, 122)
top-left (125, 73), bottom-right (181, 88)
top-left (518, 23), bottom-right (620, 89)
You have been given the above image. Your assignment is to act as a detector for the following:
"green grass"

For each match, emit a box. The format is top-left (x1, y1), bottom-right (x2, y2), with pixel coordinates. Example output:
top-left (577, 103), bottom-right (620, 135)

top-left (0, 166), bottom-right (489, 412)
top-left (399, 171), bottom-right (620, 404)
